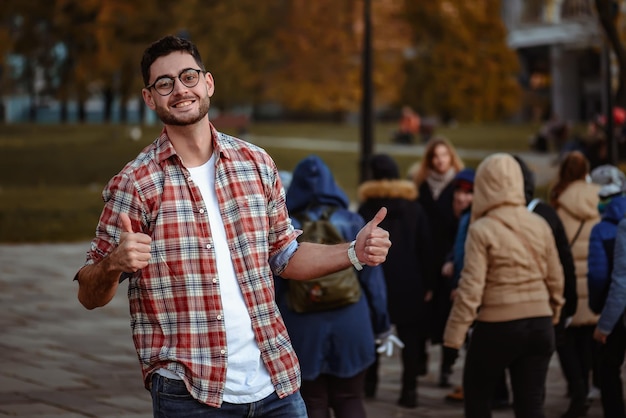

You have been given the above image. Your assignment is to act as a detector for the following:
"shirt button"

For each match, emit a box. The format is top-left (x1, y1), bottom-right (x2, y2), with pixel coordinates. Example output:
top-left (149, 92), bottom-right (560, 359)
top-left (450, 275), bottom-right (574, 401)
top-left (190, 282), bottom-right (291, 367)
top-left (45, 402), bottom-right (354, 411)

top-left (217, 315), bottom-right (222, 320)
top-left (199, 208), bottom-right (205, 214)
top-left (220, 349), bottom-right (226, 355)
top-left (212, 278), bottom-right (217, 283)
top-left (206, 244), bottom-right (212, 250)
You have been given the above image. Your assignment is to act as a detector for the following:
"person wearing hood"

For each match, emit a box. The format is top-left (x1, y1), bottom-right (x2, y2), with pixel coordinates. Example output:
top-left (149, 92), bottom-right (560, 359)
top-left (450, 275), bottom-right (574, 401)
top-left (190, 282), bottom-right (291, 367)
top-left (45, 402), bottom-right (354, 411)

top-left (444, 157), bottom-right (578, 409)
top-left (275, 155), bottom-right (391, 418)
top-left (443, 153), bottom-right (564, 418)
top-left (357, 154), bottom-right (434, 408)
top-left (587, 165), bottom-right (626, 418)
top-left (550, 151), bottom-right (601, 418)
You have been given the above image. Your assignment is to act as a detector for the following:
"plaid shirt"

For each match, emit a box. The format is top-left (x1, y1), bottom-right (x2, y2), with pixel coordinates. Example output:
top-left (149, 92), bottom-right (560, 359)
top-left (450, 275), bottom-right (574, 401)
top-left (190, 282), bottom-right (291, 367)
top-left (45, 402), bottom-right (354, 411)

top-left (84, 124), bottom-right (301, 407)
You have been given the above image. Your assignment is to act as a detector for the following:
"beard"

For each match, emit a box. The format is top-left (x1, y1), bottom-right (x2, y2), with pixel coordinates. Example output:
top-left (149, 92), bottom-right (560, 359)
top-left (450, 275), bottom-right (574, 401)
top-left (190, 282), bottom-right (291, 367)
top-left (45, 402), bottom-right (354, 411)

top-left (155, 94), bottom-right (210, 126)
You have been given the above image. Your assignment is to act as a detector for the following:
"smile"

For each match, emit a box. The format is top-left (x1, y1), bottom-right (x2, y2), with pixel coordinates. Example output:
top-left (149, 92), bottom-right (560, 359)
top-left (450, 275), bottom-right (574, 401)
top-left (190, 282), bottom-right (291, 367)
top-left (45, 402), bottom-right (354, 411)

top-left (172, 100), bottom-right (194, 108)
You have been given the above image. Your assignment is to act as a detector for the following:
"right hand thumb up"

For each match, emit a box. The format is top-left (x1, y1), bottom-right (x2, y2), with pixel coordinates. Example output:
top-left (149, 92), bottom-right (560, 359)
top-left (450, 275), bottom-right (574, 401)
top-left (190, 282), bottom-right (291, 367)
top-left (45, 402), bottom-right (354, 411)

top-left (120, 213), bottom-right (134, 233)
top-left (116, 213), bottom-right (151, 273)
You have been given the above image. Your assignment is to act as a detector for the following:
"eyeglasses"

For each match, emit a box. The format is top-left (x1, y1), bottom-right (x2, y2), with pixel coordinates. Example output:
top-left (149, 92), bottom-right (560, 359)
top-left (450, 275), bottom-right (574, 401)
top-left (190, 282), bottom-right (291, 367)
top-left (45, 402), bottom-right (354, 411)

top-left (146, 68), bottom-right (205, 96)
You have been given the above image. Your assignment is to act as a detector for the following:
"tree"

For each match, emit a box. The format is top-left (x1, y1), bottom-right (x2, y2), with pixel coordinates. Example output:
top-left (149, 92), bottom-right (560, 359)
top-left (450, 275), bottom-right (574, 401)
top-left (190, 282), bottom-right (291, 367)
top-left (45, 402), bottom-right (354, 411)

top-left (93, 0), bottom-right (178, 123)
top-left (596, 0), bottom-right (626, 108)
top-left (263, 0), bottom-right (408, 118)
top-left (402, 0), bottom-right (521, 122)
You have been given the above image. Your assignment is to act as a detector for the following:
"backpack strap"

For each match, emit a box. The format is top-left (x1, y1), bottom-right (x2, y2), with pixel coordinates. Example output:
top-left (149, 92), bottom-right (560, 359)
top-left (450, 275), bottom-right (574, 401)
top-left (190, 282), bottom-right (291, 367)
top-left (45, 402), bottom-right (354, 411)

top-left (569, 221), bottom-right (586, 248)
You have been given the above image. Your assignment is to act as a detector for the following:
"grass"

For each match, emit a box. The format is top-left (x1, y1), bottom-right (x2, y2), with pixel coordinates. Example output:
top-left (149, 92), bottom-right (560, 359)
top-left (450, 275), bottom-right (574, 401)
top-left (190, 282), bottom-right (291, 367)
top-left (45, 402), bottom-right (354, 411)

top-left (0, 121), bottom-right (538, 243)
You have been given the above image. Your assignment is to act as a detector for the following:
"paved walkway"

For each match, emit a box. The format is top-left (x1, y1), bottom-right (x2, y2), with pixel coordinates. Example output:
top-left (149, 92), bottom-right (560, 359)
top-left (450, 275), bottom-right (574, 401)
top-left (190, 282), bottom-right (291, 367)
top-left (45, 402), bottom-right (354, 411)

top-left (0, 242), bottom-right (611, 417)
top-left (0, 138), bottom-right (604, 417)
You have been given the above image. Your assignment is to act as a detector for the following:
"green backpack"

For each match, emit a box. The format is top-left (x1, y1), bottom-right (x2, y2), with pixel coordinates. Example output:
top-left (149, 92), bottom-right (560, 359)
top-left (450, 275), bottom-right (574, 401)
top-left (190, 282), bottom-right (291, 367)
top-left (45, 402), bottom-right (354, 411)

top-left (288, 207), bottom-right (362, 313)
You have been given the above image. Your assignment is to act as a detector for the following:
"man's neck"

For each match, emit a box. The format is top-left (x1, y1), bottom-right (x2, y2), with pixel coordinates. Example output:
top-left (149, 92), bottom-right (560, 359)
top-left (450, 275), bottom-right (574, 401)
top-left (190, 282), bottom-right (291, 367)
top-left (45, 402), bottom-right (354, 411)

top-left (166, 119), bottom-right (213, 168)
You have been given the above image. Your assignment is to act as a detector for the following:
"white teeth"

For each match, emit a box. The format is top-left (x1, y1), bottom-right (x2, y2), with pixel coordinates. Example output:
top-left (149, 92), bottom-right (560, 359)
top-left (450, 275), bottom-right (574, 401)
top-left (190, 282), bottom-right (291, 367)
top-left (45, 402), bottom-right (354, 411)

top-left (174, 101), bottom-right (193, 108)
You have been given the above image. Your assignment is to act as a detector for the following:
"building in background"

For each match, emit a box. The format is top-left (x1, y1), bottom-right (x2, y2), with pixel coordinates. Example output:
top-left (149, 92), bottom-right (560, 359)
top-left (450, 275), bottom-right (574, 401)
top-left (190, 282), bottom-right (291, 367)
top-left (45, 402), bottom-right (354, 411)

top-left (502, 0), bottom-right (605, 123)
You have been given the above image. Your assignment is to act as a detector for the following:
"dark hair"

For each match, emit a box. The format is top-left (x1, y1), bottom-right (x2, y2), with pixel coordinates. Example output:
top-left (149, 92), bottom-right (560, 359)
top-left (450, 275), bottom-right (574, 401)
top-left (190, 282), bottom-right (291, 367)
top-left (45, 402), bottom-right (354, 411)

top-left (369, 154), bottom-right (400, 180)
top-left (549, 150), bottom-right (590, 208)
top-left (140, 35), bottom-right (205, 86)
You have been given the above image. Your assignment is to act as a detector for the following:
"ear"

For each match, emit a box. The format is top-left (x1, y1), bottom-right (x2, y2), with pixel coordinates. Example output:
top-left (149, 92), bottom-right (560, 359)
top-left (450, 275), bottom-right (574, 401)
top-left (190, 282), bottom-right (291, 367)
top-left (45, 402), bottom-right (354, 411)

top-left (142, 88), bottom-right (156, 110)
top-left (205, 72), bottom-right (215, 97)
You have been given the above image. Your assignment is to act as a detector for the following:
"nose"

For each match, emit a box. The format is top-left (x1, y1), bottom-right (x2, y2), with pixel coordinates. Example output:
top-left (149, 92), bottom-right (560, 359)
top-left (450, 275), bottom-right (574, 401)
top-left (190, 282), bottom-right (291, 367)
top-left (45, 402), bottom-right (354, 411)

top-left (171, 77), bottom-right (189, 95)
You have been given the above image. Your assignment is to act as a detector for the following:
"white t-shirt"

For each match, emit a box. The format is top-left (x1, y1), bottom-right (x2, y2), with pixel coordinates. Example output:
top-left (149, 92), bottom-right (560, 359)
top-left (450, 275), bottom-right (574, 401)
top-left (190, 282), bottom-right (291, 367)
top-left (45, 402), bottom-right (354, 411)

top-left (176, 154), bottom-right (274, 403)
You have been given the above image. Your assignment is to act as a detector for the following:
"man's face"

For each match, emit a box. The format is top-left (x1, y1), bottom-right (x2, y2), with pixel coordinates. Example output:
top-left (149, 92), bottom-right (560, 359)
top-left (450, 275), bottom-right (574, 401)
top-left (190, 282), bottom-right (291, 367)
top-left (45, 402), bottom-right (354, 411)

top-left (142, 51), bottom-right (214, 126)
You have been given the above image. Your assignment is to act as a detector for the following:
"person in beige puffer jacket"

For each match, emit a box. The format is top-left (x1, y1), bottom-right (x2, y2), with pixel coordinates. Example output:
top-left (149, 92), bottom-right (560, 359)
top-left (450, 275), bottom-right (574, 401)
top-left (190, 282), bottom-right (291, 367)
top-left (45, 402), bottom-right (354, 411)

top-left (550, 150), bottom-right (601, 418)
top-left (443, 153), bottom-right (564, 418)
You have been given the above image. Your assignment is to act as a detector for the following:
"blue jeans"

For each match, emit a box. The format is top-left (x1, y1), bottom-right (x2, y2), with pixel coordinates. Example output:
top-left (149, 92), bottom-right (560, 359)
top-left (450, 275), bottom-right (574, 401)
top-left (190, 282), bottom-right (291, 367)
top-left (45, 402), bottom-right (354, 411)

top-left (151, 374), bottom-right (308, 417)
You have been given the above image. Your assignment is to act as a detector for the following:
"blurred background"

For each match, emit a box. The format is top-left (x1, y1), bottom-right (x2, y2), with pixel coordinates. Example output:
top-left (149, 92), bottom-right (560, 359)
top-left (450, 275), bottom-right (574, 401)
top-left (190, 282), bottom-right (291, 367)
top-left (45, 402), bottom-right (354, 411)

top-left (1, 0), bottom-right (626, 242)
top-left (1, 0), bottom-right (620, 125)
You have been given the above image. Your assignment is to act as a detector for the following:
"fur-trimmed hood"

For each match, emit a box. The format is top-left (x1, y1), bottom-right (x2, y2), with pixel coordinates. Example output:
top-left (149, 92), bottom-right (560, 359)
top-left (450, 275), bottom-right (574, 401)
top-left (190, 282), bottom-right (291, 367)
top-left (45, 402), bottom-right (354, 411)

top-left (358, 179), bottom-right (418, 202)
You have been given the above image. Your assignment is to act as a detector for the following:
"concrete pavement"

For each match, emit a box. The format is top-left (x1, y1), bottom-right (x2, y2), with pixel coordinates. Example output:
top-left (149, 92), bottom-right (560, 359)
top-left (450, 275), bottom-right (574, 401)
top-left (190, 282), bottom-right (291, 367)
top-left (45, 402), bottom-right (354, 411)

top-left (0, 242), bottom-right (611, 417)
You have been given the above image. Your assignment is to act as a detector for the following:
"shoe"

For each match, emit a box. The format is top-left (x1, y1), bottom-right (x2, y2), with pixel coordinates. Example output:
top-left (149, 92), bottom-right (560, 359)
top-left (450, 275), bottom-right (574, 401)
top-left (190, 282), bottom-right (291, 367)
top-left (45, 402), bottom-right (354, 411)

top-left (397, 390), bottom-right (417, 408)
top-left (445, 386), bottom-right (464, 403)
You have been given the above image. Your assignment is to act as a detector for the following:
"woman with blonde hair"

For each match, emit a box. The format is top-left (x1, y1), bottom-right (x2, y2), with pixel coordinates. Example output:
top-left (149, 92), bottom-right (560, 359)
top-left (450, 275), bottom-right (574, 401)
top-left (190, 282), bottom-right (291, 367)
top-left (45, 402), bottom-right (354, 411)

top-left (411, 136), bottom-right (464, 386)
top-left (550, 150), bottom-right (601, 418)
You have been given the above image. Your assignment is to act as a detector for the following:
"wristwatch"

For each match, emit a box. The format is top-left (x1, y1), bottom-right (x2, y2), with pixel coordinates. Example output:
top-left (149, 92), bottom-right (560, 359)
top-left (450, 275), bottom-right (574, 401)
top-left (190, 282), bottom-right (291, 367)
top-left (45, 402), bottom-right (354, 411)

top-left (348, 240), bottom-right (364, 271)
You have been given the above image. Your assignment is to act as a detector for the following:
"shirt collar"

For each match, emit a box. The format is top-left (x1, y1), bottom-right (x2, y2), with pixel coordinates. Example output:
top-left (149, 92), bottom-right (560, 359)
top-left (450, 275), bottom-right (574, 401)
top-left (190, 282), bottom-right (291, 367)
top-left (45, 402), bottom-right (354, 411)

top-left (153, 122), bottom-right (229, 164)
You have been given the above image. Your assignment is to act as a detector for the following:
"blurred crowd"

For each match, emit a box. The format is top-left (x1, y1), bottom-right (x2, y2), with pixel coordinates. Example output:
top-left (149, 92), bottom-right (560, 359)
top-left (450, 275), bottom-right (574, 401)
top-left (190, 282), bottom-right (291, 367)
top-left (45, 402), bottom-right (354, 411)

top-left (278, 134), bottom-right (626, 418)
top-left (530, 107), bottom-right (626, 170)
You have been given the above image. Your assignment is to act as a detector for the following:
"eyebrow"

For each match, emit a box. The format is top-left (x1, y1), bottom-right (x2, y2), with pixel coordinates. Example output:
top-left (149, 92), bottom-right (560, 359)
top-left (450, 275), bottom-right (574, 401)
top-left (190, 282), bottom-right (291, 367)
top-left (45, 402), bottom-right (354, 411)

top-left (152, 72), bottom-right (177, 81)
top-left (151, 68), bottom-right (198, 82)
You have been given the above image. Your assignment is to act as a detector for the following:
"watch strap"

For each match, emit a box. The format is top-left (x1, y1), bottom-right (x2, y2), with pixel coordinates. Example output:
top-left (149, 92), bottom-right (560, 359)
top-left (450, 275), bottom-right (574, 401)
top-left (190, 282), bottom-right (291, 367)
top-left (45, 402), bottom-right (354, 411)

top-left (348, 240), bottom-right (364, 271)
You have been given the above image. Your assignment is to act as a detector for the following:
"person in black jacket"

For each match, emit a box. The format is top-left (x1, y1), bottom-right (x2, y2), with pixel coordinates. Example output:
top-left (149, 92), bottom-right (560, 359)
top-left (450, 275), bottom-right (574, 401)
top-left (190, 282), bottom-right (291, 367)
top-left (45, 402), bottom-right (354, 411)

top-left (514, 156), bottom-right (577, 324)
top-left (358, 154), bottom-right (435, 408)
top-left (410, 137), bottom-right (465, 385)
top-left (515, 156), bottom-right (582, 417)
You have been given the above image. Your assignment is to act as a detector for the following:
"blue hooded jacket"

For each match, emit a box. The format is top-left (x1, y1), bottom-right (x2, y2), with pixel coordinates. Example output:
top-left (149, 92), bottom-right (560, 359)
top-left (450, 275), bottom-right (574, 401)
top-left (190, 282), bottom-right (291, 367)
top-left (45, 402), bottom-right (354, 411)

top-left (588, 195), bottom-right (626, 332)
top-left (276, 155), bottom-right (390, 380)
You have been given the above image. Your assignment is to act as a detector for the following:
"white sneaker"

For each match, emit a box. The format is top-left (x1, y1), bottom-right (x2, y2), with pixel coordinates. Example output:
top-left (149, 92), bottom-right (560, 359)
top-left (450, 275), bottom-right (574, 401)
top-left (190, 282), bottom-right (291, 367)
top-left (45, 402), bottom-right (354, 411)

top-left (587, 386), bottom-right (601, 401)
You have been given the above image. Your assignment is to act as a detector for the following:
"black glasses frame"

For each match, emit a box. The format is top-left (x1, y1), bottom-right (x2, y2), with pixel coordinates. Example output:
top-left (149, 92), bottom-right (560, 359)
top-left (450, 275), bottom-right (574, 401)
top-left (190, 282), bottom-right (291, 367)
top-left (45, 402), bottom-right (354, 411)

top-left (145, 68), bottom-right (205, 96)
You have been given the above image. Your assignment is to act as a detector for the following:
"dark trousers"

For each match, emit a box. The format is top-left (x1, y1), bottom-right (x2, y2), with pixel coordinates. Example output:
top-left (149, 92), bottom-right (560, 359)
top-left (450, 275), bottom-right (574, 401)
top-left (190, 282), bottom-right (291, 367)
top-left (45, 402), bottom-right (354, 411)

top-left (396, 324), bottom-right (427, 394)
top-left (463, 317), bottom-right (554, 418)
top-left (556, 325), bottom-right (594, 406)
top-left (301, 370), bottom-right (367, 418)
top-left (600, 319), bottom-right (626, 418)
top-left (364, 324), bottom-right (426, 397)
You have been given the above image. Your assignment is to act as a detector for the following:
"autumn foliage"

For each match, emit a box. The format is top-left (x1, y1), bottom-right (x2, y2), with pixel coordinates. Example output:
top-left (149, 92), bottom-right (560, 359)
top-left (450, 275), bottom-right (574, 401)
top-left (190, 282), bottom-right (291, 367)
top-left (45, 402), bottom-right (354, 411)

top-left (0, 0), bottom-right (522, 122)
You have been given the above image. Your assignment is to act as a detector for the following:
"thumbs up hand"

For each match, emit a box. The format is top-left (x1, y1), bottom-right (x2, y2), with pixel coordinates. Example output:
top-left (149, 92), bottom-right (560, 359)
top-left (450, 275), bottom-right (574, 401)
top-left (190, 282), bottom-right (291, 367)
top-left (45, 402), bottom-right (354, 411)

top-left (354, 207), bottom-right (391, 267)
top-left (112, 213), bottom-right (152, 273)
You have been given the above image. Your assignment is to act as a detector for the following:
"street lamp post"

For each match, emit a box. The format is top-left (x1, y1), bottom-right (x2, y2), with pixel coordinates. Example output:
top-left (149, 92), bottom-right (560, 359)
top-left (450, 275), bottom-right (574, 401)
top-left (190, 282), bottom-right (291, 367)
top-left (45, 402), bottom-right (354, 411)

top-left (604, 40), bottom-right (617, 164)
top-left (360, 0), bottom-right (373, 183)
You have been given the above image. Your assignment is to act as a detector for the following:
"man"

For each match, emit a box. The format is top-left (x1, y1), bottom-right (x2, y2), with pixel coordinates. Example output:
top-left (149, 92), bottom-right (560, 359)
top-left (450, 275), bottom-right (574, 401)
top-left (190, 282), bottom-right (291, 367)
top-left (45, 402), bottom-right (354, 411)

top-left (74, 35), bottom-right (390, 418)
